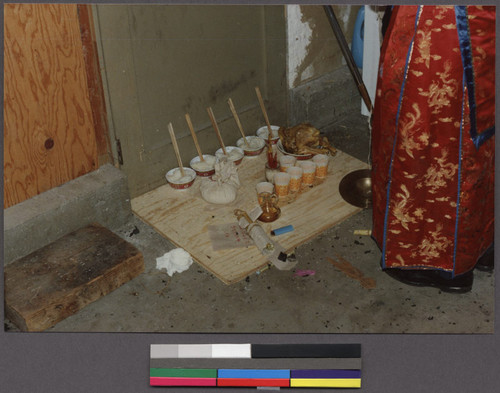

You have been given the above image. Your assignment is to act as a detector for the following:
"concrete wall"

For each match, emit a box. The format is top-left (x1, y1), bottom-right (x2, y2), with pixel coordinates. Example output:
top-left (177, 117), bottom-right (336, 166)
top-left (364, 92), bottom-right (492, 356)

top-left (4, 165), bottom-right (132, 264)
top-left (286, 5), bottom-right (362, 128)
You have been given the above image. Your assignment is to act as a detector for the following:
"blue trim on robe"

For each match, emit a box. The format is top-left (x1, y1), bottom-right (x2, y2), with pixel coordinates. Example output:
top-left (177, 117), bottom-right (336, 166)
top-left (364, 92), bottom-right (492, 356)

top-left (381, 6), bottom-right (422, 269)
top-left (455, 6), bottom-right (495, 148)
top-left (452, 75), bottom-right (466, 277)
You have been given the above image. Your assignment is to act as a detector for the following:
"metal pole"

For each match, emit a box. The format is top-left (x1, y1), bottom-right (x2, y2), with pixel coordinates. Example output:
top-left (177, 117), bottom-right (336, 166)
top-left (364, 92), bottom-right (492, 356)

top-left (323, 5), bottom-right (373, 112)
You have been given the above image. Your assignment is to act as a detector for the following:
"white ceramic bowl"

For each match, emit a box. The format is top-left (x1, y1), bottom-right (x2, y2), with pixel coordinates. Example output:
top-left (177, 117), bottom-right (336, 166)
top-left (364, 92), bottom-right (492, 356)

top-left (276, 140), bottom-right (313, 160)
top-left (237, 136), bottom-right (266, 156)
top-left (256, 125), bottom-right (280, 144)
top-left (190, 154), bottom-right (216, 177)
top-left (215, 146), bottom-right (244, 165)
top-left (165, 167), bottom-right (196, 189)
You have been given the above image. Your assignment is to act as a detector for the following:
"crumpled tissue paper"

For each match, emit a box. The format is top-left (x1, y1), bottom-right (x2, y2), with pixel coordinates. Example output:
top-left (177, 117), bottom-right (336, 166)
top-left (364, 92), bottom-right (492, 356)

top-left (156, 248), bottom-right (193, 276)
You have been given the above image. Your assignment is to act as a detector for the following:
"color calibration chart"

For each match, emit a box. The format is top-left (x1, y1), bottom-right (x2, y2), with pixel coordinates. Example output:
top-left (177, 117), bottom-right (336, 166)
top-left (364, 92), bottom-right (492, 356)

top-left (150, 343), bottom-right (362, 388)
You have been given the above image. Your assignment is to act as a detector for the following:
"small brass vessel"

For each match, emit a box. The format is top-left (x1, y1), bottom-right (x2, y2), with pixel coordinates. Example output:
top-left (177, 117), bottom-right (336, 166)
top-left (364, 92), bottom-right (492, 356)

top-left (339, 169), bottom-right (372, 208)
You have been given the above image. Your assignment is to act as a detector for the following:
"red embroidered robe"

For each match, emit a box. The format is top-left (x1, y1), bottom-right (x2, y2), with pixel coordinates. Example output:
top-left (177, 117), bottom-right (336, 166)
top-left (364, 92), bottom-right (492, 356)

top-left (371, 5), bottom-right (495, 276)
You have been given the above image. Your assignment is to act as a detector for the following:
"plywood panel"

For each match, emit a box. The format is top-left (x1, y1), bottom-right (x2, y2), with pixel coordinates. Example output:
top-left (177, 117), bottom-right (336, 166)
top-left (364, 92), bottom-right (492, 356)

top-left (4, 4), bottom-right (98, 208)
top-left (77, 4), bottom-right (112, 165)
top-left (132, 151), bottom-right (367, 284)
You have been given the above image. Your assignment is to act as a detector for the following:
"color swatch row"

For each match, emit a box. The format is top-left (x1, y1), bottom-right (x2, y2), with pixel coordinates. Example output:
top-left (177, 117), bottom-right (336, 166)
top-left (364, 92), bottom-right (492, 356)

top-left (150, 343), bottom-right (362, 389)
top-left (150, 368), bottom-right (361, 387)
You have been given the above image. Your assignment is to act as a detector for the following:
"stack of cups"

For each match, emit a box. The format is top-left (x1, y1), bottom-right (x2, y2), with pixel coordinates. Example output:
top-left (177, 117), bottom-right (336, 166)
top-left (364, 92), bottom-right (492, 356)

top-left (274, 172), bottom-right (291, 198)
top-left (299, 161), bottom-right (317, 186)
top-left (287, 166), bottom-right (303, 192)
top-left (313, 154), bottom-right (329, 179)
top-left (279, 156), bottom-right (296, 172)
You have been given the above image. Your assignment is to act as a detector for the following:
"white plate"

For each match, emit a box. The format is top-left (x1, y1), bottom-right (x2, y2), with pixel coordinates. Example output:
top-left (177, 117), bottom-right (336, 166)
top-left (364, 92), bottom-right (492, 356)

top-left (276, 140), bottom-right (313, 160)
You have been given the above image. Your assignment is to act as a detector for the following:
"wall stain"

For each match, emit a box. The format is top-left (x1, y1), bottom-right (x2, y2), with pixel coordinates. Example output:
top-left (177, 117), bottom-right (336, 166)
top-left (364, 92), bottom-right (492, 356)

top-left (182, 96), bottom-right (194, 113)
top-left (208, 69), bottom-right (257, 104)
top-left (293, 5), bottom-right (356, 88)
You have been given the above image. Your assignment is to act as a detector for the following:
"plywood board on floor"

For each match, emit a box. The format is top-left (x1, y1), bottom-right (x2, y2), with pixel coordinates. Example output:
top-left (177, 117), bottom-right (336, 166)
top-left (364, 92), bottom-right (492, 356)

top-left (4, 223), bottom-right (144, 331)
top-left (131, 150), bottom-right (367, 284)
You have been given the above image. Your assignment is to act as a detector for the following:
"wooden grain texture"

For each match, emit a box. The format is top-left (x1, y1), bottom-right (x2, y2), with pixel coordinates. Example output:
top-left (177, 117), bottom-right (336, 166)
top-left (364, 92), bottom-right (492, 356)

top-left (3, 4), bottom-right (98, 208)
top-left (4, 224), bottom-right (144, 332)
top-left (132, 150), bottom-right (367, 284)
top-left (77, 4), bottom-right (113, 166)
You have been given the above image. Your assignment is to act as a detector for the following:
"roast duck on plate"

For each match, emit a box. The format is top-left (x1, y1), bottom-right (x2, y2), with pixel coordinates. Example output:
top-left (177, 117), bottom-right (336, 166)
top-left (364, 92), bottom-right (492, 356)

top-left (278, 123), bottom-right (337, 156)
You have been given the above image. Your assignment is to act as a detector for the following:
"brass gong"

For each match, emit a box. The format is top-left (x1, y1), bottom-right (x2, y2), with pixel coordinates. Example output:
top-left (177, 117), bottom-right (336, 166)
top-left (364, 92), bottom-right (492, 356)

top-left (339, 169), bottom-right (372, 208)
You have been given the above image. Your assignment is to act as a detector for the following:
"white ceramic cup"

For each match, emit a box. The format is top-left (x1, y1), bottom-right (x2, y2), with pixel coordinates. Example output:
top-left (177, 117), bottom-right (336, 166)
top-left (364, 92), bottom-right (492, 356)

top-left (274, 172), bottom-right (291, 197)
top-left (287, 166), bottom-right (303, 192)
top-left (299, 161), bottom-right (316, 186)
top-left (313, 154), bottom-right (329, 178)
top-left (279, 155), bottom-right (296, 172)
top-left (256, 181), bottom-right (274, 195)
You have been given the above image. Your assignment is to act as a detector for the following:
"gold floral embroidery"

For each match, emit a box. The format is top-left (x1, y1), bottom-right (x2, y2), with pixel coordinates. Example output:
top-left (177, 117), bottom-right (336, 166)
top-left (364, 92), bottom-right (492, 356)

top-left (475, 46), bottom-right (487, 60)
top-left (474, 29), bottom-right (486, 37)
top-left (391, 185), bottom-right (415, 230)
top-left (421, 148), bottom-right (458, 193)
top-left (398, 103), bottom-right (427, 158)
top-left (390, 184), bottom-right (426, 230)
top-left (414, 208), bottom-right (425, 219)
top-left (417, 223), bottom-right (453, 262)
top-left (434, 6), bottom-right (453, 19)
top-left (403, 171), bottom-right (418, 179)
top-left (415, 30), bottom-right (433, 68)
top-left (418, 133), bottom-right (429, 144)
top-left (417, 61), bottom-right (458, 114)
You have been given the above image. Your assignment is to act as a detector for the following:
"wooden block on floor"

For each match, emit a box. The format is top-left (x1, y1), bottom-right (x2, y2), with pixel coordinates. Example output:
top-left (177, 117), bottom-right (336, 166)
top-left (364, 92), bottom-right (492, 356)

top-left (4, 223), bottom-right (144, 331)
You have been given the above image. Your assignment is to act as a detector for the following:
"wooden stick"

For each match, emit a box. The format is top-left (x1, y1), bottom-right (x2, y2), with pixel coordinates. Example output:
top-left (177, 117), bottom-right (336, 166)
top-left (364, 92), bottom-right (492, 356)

top-left (255, 86), bottom-right (273, 135)
top-left (256, 87), bottom-right (277, 165)
top-left (207, 107), bottom-right (226, 155)
top-left (228, 98), bottom-right (249, 147)
top-left (185, 113), bottom-right (204, 161)
top-left (167, 122), bottom-right (185, 177)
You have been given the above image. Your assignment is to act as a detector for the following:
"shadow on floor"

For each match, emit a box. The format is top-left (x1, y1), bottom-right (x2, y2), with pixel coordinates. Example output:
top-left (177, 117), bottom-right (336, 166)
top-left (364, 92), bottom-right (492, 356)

top-left (5, 112), bottom-right (493, 334)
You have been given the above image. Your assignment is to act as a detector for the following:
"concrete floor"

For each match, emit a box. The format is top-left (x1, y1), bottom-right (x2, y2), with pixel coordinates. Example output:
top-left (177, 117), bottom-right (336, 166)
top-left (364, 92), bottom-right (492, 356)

top-left (5, 111), bottom-right (494, 334)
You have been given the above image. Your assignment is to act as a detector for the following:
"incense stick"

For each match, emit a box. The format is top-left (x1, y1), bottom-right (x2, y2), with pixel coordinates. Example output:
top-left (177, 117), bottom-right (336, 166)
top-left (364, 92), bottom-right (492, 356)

top-left (185, 113), bottom-right (204, 161)
top-left (255, 86), bottom-right (273, 135)
top-left (207, 107), bottom-right (227, 155)
top-left (227, 98), bottom-right (249, 147)
top-left (167, 122), bottom-right (185, 177)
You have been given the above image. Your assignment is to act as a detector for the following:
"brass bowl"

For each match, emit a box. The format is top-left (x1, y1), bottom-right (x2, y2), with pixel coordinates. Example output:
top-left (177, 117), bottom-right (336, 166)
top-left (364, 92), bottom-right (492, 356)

top-left (339, 169), bottom-right (372, 208)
